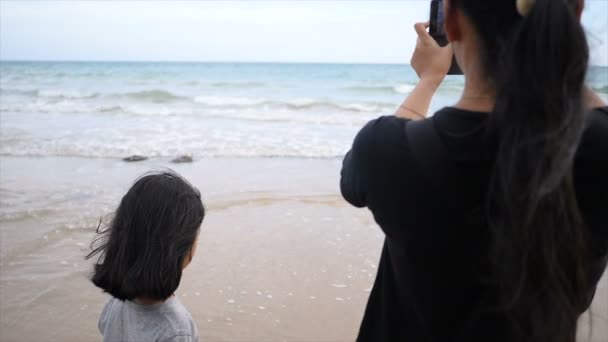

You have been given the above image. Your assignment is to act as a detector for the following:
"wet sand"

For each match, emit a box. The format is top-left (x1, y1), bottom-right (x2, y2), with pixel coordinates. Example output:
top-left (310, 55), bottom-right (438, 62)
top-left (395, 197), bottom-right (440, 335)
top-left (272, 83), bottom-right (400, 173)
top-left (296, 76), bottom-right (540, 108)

top-left (0, 156), bottom-right (606, 341)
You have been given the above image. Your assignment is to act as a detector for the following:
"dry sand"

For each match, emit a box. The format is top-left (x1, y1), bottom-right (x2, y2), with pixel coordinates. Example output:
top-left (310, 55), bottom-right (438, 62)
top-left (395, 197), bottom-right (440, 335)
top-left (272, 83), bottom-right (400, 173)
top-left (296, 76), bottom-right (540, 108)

top-left (0, 156), bottom-right (605, 341)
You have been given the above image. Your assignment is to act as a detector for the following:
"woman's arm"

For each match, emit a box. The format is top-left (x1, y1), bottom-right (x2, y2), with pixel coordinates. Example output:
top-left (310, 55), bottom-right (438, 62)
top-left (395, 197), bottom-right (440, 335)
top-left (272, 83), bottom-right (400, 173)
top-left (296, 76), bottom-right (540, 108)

top-left (395, 78), bottom-right (443, 120)
top-left (395, 22), bottom-right (453, 120)
top-left (340, 120), bottom-right (375, 208)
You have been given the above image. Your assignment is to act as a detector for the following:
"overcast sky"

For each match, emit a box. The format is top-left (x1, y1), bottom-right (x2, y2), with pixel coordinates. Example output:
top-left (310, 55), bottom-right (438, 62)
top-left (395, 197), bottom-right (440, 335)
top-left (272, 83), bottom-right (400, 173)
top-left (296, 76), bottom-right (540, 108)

top-left (1, 0), bottom-right (607, 65)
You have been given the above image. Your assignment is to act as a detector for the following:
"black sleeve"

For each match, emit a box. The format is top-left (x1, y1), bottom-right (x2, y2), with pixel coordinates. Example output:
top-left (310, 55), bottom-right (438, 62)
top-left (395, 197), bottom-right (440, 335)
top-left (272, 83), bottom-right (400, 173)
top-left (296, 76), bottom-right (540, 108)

top-left (576, 107), bottom-right (608, 310)
top-left (340, 119), bottom-right (377, 208)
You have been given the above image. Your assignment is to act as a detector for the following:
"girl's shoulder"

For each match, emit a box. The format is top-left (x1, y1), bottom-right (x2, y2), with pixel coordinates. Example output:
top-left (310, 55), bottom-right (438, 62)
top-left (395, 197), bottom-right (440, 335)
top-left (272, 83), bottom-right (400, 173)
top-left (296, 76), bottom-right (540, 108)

top-left (157, 297), bottom-right (199, 341)
top-left (98, 297), bottom-right (120, 336)
top-left (98, 296), bottom-right (198, 341)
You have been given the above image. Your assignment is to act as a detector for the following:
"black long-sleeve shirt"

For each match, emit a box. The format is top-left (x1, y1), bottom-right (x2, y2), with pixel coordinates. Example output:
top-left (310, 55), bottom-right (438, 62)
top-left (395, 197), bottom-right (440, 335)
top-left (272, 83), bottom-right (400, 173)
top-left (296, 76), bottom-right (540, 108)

top-left (341, 107), bottom-right (608, 341)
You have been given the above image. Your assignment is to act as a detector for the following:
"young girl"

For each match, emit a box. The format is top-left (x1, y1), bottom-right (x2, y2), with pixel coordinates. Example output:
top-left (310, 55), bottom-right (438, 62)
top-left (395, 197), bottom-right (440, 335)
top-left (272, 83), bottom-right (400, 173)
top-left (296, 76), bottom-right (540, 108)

top-left (87, 171), bottom-right (205, 342)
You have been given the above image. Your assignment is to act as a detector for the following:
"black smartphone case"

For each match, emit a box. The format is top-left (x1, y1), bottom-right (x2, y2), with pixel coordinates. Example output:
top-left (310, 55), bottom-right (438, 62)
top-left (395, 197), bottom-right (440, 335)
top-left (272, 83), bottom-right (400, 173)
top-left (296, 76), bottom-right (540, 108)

top-left (429, 0), bottom-right (462, 75)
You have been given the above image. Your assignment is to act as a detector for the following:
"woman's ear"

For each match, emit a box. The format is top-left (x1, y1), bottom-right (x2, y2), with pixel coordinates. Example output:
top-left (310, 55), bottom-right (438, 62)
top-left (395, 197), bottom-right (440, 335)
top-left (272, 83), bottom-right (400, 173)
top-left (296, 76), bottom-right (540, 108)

top-left (576, 0), bottom-right (585, 20)
top-left (444, 0), bottom-right (462, 42)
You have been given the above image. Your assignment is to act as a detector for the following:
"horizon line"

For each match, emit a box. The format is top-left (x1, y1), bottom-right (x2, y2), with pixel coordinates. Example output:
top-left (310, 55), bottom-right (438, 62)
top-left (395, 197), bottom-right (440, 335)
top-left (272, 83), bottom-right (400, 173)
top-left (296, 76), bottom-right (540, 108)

top-left (2, 59), bottom-right (607, 67)
top-left (0, 58), bottom-right (409, 66)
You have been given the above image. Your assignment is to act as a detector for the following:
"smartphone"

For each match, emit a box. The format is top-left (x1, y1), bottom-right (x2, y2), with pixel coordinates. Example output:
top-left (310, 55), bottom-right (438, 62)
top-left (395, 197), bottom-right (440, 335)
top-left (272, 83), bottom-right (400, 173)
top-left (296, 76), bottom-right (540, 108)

top-left (429, 0), bottom-right (462, 75)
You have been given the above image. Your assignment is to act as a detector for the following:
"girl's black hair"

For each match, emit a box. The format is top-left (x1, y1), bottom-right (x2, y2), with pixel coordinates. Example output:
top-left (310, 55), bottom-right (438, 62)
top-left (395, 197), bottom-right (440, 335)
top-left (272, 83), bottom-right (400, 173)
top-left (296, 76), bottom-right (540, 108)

top-left (86, 170), bottom-right (205, 301)
top-left (451, 0), bottom-right (590, 340)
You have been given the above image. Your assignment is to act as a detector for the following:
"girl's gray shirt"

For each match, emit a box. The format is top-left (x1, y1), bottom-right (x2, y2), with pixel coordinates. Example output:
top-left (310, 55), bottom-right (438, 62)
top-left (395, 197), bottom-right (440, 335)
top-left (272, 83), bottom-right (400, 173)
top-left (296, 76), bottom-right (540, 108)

top-left (99, 296), bottom-right (198, 342)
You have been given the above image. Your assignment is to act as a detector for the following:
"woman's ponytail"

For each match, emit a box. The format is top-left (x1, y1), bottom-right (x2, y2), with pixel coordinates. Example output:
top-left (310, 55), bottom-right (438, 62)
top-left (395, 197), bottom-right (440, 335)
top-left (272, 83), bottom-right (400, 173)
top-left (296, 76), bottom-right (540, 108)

top-left (455, 0), bottom-right (590, 340)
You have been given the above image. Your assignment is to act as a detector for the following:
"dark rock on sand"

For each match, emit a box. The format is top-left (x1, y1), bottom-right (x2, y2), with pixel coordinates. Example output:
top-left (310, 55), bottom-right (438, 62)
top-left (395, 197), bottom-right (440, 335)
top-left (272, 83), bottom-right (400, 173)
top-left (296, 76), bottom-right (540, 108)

top-left (171, 155), bottom-right (193, 163)
top-left (123, 155), bottom-right (148, 162)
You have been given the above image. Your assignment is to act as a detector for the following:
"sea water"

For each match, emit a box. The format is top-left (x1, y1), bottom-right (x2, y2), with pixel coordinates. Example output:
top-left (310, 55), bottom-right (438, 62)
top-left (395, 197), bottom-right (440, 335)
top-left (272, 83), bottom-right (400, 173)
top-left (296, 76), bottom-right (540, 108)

top-left (0, 61), bottom-right (460, 159)
top-left (2, 61), bottom-right (606, 159)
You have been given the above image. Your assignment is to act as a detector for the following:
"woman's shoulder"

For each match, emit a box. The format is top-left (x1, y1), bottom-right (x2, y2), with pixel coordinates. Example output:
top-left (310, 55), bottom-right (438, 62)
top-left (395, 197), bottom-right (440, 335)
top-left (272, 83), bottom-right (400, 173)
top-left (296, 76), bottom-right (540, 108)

top-left (352, 115), bottom-right (412, 156)
top-left (364, 115), bottom-right (416, 158)
top-left (359, 115), bottom-right (410, 137)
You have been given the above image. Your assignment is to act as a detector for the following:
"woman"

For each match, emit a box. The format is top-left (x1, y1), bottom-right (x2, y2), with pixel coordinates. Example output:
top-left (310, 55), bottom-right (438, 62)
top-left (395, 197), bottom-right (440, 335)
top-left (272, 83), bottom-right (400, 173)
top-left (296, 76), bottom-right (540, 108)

top-left (340, 0), bottom-right (607, 341)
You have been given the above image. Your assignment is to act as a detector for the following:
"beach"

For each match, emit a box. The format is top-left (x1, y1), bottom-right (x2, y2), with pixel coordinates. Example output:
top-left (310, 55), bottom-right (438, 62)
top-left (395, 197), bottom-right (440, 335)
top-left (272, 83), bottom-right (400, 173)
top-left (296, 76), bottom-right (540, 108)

top-left (1, 61), bottom-right (607, 341)
top-left (0, 156), bottom-right (384, 341)
top-left (0, 156), bottom-right (605, 342)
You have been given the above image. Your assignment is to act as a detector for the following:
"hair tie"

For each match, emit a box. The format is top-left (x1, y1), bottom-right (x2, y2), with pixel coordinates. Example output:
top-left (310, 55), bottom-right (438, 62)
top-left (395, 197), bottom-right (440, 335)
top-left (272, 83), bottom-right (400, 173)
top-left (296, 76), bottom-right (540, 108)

top-left (516, 0), bottom-right (536, 16)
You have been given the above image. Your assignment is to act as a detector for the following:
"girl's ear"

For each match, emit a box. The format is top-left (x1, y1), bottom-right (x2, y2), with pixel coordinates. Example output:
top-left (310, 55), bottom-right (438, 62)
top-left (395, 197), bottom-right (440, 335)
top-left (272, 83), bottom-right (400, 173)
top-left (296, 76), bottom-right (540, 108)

top-left (182, 235), bottom-right (199, 270)
top-left (182, 251), bottom-right (192, 270)
top-left (444, 0), bottom-right (462, 42)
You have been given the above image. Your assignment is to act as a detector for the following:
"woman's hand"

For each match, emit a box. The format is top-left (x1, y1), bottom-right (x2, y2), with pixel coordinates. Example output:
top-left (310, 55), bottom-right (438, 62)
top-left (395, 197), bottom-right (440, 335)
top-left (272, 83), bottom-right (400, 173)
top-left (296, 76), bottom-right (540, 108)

top-left (410, 22), bottom-right (453, 85)
top-left (395, 22), bottom-right (453, 120)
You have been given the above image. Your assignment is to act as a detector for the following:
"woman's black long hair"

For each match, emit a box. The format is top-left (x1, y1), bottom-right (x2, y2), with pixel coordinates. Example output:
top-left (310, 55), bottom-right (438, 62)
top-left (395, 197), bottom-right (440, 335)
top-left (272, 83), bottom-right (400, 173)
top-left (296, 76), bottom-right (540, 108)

top-left (86, 170), bottom-right (205, 301)
top-left (451, 0), bottom-right (589, 340)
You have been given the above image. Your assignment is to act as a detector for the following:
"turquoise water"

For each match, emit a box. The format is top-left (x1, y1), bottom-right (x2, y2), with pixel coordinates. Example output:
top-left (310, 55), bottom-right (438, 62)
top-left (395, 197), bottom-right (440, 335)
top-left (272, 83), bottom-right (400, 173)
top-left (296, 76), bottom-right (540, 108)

top-left (0, 62), bottom-right (606, 158)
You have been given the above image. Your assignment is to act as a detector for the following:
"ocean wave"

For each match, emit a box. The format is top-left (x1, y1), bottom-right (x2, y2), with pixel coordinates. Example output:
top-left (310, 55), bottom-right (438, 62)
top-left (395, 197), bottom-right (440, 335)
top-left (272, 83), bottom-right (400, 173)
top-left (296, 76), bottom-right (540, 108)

top-left (0, 139), bottom-right (349, 159)
top-left (0, 88), bottom-right (99, 99)
top-left (210, 81), bottom-right (267, 88)
top-left (0, 150), bottom-right (346, 160)
top-left (3, 85), bottom-right (400, 112)
top-left (0, 100), bottom-right (382, 126)
top-left (194, 95), bottom-right (267, 106)
top-left (280, 99), bottom-right (387, 113)
top-left (36, 89), bottom-right (99, 99)
top-left (124, 105), bottom-right (379, 125)
top-left (0, 87), bottom-right (185, 102)
top-left (199, 108), bottom-right (376, 126)
top-left (123, 89), bottom-right (186, 102)
top-left (346, 85), bottom-right (394, 93)
top-left (193, 95), bottom-right (392, 113)
top-left (0, 115), bottom-right (361, 159)
top-left (0, 88), bottom-right (39, 97)
top-left (2, 87), bottom-right (394, 115)
top-left (1, 101), bottom-right (131, 115)
top-left (1, 100), bottom-right (393, 119)
top-left (345, 83), bottom-right (416, 94)
top-left (98, 106), bottom-right (124, 113)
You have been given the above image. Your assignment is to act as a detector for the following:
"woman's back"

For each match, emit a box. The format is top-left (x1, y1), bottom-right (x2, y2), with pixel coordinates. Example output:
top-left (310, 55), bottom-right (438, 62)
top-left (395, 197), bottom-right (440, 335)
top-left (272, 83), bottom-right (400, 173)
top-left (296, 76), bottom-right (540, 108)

top-left (341, 106), bottom-right (608, 341)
